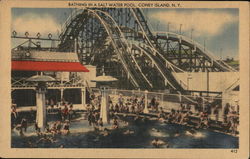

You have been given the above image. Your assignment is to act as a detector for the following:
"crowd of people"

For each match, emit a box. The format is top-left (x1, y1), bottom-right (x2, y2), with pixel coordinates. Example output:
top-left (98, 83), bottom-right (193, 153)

top-left (88, 92), bottom-right (239, 136)
top-left (11, 99), bottom-right (76, 139)
top-left (85, 103), bottom-right (123, 131)
top-left (11, 92), bottom-right (239, 148)
top-left (42, 120), bottom-right (71, 136)
top-left (89, 93), bottom-right (160, 115)
top-left (46, 100), bottom-right (76, 122)
top-left (157, 103), bottom-right (239, 136)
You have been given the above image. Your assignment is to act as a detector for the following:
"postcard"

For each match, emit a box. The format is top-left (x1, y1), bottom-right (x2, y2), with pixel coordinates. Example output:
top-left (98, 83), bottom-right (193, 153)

top-left (0, 0), bottom-right (249, 158)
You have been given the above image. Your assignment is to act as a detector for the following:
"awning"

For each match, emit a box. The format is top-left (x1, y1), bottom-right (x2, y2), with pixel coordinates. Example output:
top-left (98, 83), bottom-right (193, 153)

top-left (12, 61), bottom-right (89, 72)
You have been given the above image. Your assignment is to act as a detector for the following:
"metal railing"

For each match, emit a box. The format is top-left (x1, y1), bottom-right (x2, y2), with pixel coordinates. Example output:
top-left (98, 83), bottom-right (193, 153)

top-left (12, 75), bottom-right (85, 89)
top-left (90, 88), bottom-right (239, 122)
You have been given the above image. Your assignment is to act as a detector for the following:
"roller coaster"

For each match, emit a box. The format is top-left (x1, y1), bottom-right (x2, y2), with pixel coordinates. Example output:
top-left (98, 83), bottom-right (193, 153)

top-left (58, 8), bottom-right (237, 93)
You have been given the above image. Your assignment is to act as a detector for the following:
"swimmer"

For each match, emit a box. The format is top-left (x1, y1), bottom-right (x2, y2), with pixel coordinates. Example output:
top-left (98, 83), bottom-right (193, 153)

top-left (15, 124), bottom-right (22, 131)
top-left (151, 138), bottom-right (159, 148)
top-left (185, 128), bottom-right (197, 136)
top-left (112, 118), bottom-right (119, 129)
top-left (152, 128), bottom-right (157, 131)
top-left (34, 122), bottom-right (39, 131)
top-left (158, 117), bottom-right (166, 123)
top-left (19, 128), bottom-right (24, 137)
top-left (98, 118), bottom-right (104, 130)
top-left (36, 134), bottom-right (57, 144)
top-left (14, 124), bottom-right (24, 136)
top-left (56, 121), bottom-right (62, 134)
top-left (20, 118), bottom-right (28, 132)
top-left (62, 120), bottom-right (70, 135)
top-left (123, 129), bottom-right (135, 135)
top-left (50, 122), bottom-right (57, 134)
top-left (100, 128), bottom-right (110, 136)
top-left (151, 138), bottom-right (167, 148)
top-left (45, 123), bottom-right (50, 133)
top-left (151, 128), bottom-right (160, 132)
top-left (125, 121), bottom-right (129, 126)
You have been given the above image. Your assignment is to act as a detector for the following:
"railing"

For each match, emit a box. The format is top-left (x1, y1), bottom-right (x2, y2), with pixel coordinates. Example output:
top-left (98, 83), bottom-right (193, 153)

top-left (12, 75), bottom-right (85, 89)
top-left (90, 88), bottom-right (239, 122)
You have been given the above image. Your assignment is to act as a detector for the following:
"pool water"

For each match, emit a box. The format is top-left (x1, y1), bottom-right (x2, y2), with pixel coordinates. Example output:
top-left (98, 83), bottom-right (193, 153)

top-left (11, 117), bottom-right (238, 148)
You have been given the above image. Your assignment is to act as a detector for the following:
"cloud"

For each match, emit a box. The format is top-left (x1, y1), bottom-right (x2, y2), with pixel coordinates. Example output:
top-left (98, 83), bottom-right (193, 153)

top-left (12, 13), bottom-right (60, 37)
top-left (149, 10), bottom-right (238, 37)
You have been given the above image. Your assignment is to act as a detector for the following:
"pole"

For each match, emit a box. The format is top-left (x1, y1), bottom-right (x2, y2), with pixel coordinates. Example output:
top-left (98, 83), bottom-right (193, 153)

top-left (161, 93), bottom-right (164, 108)
top-left (60, 88), bottom-right (64, 105)
top-left (191, 28), bottom-right (194, 40)
top-left (74, 38), bottom-right (77, 53)
top-left (36, 82), bottom-right (47, 131)
top-left (202, 97), bottom-right (205, 111)
top-left (157, 21), bottom-right (160, 31)
top-left (187, 73), bottom-right (192, 90)
top-left (179, 24), bottom-right (182, 35)
top-left (220, 48), bottom-right (223, 60)
top-left (204, 38), bottom-right (206, 51)
top-left (207, 70), bottom-right (209, 96)
top-left (81, 87), bottom-right (86, 107)
top-left (179, 92), bottom-right (182, 107)
top-left (143, 90), bottom-right (149, 113)
top-left (100, 86), bottom-right (109, 124)
top-left (167, 22), bottom-right (170, 32)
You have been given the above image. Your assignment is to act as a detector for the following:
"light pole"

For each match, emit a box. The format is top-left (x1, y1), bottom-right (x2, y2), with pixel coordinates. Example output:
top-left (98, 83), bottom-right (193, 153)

top-left (220, 48), bottom-right (223, 60)
top-left (91, 67), bottom-right (117, 124)
top-left (207, 69), bottom-right (209, 96)
top-left (187, 73), bottom-right (192, 90)
top-left (143, 90), bottom-right (149, 113)
top-left (203, 38), bottom-right (206, 51)
top-left (26, 73), bottom-right (56, 131)
top-left (179, 24), bottom-right (182, 35)
top-left (191, 28), bottom-right (194, 40)
top-left (157, 21), bottom-right (160, 31)
top-left (167, 22), bottom-right (171, 32)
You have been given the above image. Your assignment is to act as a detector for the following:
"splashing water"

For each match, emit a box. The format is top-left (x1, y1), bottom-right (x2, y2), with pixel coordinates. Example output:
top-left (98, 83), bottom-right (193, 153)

top-left (185, 130), bottom-right (205, 138)
top-left (149, 128), bottom-right (169, 137)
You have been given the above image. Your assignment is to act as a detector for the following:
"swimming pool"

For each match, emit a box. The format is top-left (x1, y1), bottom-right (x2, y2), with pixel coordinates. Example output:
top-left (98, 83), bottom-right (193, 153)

top-left (11, 115), bottom-right (238, 148)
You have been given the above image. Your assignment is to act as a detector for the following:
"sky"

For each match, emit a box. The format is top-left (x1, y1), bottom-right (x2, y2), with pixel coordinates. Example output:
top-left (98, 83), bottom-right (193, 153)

top-left (11, 8), bottom-right (239, 60)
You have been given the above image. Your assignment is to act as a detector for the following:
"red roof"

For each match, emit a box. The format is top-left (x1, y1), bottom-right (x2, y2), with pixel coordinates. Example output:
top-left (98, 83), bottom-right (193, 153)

top-left (12, 61), bottom-right (89, 72)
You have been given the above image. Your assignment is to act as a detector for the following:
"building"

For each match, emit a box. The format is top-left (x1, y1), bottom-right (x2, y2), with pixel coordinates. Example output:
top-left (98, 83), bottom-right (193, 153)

top-left (11, 38), bottom-right (96, 110)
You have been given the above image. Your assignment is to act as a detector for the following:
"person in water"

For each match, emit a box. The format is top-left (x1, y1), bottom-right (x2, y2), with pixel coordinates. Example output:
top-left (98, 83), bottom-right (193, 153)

top-left (34, 123), bottom-right (42, 136)
top-left (151, 138), bottom-right (167, 148)
top-left (56, 121), bottom-right (62, 133)
top-left (88, 112), bottom-right (95, 126)
top-left (123, 129), bottom-right (135, 135)
top-left (62, 104), bottom-right (69, 121)
top-left (50, 122), bottom-right (57, 134)
top-left (101, 128), bottom-right (110, 136)
top-left (36, 134), bottom-right (57, 144)
top-left (62, 120), bottom-right (70, 135)
top-left (112, 118), bottom-right (119, 129)
top-left (45, 123), bottom-right (50, 133)
top-left (98, 118), bottom-right (104, 130)
top-left (20, 118), bottom-right (28, 132)
top-left (11, 105), bottom-right (18, 128)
